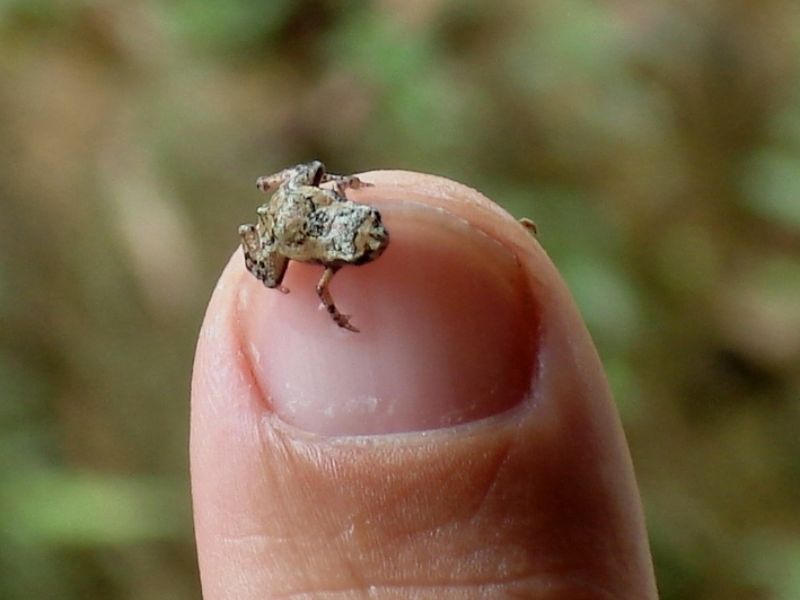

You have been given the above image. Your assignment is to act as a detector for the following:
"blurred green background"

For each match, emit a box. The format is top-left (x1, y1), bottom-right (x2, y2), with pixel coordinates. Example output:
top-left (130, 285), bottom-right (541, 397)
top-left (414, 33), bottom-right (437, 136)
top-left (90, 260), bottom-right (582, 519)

top-left (1, 1), bottom-right (799, 598)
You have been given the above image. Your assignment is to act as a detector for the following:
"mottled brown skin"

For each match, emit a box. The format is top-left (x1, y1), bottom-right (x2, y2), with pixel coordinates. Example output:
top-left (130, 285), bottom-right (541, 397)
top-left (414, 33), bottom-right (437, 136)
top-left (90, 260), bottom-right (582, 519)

top-left (239, 161), bottom-right (390, 332)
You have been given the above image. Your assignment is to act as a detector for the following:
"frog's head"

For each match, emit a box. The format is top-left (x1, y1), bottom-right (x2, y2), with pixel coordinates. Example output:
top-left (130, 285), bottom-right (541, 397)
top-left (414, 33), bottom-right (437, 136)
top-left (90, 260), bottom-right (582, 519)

top-left (355, 208), bottom-right (390, 265)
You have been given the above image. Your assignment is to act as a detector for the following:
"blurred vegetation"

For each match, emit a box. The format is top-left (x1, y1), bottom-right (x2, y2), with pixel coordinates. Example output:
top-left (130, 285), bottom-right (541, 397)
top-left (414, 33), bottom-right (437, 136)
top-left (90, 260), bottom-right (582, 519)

top-left (1, 1), bottom-right (799, 598)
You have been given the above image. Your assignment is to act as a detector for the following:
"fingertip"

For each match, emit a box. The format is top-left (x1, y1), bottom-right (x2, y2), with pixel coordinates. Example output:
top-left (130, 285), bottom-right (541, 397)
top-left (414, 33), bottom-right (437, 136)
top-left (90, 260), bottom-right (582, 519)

top-left (191, 170), bottom-right (658, 599)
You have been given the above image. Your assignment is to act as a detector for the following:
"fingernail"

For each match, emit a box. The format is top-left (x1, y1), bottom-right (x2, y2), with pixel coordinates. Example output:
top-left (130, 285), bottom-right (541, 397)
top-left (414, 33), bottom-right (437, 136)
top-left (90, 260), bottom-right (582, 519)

top-left (237, 196), bottom-right (539, 435)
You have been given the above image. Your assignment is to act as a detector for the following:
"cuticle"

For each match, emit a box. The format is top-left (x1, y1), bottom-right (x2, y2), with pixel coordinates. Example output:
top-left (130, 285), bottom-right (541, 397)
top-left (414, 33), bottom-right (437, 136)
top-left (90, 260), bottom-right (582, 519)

top-left (232, 272), bottom-right (274, 413)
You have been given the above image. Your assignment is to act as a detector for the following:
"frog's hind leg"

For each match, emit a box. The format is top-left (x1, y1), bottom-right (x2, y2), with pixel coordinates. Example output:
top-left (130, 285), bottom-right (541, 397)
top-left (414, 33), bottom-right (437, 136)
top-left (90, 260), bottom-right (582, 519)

top-left (316, 266), bottom-right (358, 332)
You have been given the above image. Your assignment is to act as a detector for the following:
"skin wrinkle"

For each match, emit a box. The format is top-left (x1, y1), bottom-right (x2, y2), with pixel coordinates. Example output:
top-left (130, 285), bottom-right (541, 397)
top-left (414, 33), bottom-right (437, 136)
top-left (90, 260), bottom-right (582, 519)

top-left (328, 492), bottom-right (434, 564)
top-left (364, 444), bottom-right (522, 574)
top-left (218, 534), bottom-right (615, 600)
top-left (257, 428), bottom-right (425, 551)
top-left (350, 466), bottom-right (464, 541)
top-left (205, 437), bottom-right (311, 553)
top-left (236, 430), bottom-right (548, 590)
top-left (344, 441), bottom-right (514, 559)
top-left (248, 428), bottom-right (440, 578)
top-left (267, 570), bottom-right (619, 600)
top-left (463, 438), bottom-right (513, 529)
top-left (341, 551), bottom-right (369, 600)
top-left (340, 449), bottom-right (539, 588)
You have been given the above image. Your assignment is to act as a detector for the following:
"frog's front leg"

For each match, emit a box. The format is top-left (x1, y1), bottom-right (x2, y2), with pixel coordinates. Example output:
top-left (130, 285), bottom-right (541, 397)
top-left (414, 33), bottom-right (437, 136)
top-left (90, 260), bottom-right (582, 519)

top-left (319, 173), bottom-right (372, 196)
top-left (316, 266), bottom-right (358, 332)
top-left (256, 161), bottom-right (326, 193)
top-left (239, 224), bottom-right (290, 293)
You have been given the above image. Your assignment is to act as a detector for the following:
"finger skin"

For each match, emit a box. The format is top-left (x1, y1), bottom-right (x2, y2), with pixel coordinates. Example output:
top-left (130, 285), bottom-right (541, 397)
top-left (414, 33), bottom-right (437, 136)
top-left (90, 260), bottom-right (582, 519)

top-left (191, 171), bottom-right (658, 599)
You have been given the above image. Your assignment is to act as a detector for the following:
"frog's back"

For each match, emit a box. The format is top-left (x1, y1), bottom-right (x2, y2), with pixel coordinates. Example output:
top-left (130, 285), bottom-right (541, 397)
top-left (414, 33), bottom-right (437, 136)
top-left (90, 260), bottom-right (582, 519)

top-left (278, 201), bottom-right (387, 265)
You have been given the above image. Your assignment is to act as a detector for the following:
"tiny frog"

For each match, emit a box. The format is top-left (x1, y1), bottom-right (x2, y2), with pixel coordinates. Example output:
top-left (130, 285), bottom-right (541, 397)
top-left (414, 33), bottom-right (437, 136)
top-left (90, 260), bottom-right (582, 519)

top-left (239, 161), bottom-right (389, 332)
